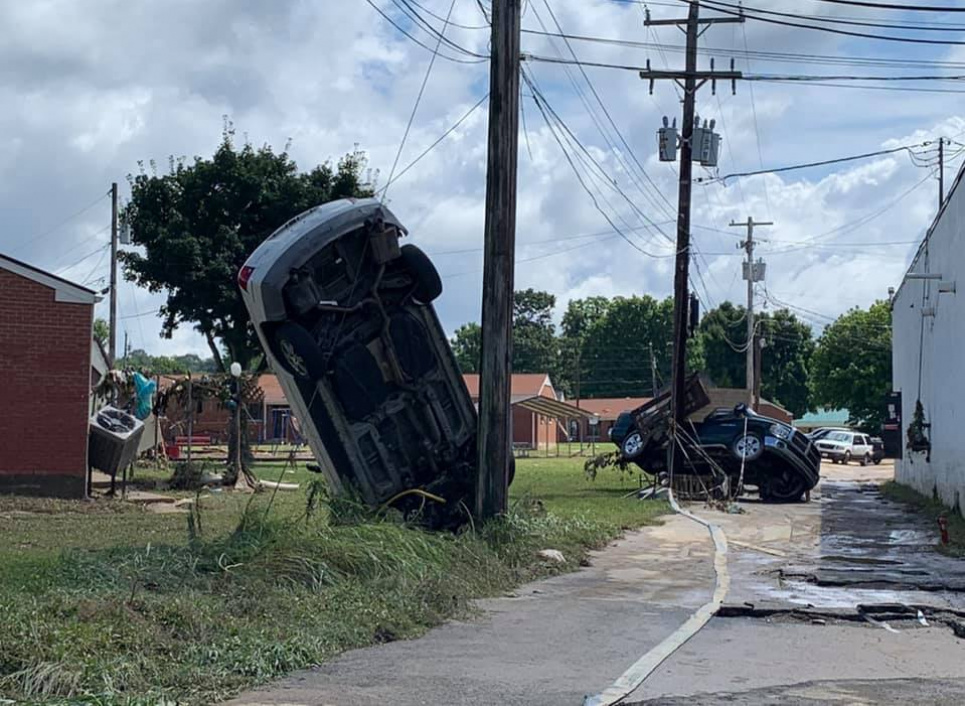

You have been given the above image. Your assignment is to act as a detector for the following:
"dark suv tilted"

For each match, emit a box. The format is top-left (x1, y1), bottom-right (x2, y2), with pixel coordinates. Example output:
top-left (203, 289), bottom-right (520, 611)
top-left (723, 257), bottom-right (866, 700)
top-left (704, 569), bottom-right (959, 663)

top-left (239, 198), bottom-right (482, 524)
top-left (616, 377), bottom-right (821, 502)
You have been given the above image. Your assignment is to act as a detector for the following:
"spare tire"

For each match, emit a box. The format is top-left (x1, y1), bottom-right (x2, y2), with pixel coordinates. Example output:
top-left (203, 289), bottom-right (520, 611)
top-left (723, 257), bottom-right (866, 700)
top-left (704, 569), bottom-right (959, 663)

top-left (271, 323), bottom-right (326, 381)
top-left (400, 244), bottom-right (442, 304)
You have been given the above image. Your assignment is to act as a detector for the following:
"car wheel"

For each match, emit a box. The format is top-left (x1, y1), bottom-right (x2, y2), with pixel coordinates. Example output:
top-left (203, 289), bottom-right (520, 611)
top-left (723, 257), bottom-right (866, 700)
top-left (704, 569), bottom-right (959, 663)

top-left (622, 431), bottom-right (645, 459)
top-left (842, 450), bottom-right (852, 465)
top-left (874, 458), bottom-right (882, 466)
top-left (400, 244), bottom-right (442, 304)
top-left (731, 432), bottom-right (764, 462)
top-left (761, 469), bottom-right (807, 503)
top-left (271, 323), bottom-right (326, 380)
top-left (861, 453), bottom-right (870, 467)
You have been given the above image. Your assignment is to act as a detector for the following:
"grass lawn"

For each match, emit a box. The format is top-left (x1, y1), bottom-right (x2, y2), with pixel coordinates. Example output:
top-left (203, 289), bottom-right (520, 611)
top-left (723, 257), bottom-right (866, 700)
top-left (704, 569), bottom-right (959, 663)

top-left (880, 481), bottom-right (965, 557)
top-left (0, 456), bottom-right (666, 704)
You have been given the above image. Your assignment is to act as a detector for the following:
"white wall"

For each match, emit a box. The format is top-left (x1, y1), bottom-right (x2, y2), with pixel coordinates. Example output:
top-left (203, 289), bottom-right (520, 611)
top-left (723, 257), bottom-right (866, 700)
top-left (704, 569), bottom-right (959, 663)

top-left (893, 167), bottom-right (965, 515)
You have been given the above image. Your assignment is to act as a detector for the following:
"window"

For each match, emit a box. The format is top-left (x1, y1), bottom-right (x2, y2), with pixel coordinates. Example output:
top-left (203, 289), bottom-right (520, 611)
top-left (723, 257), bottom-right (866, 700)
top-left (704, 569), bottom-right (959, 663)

top-left (827, 432), bottom-right (851, 442)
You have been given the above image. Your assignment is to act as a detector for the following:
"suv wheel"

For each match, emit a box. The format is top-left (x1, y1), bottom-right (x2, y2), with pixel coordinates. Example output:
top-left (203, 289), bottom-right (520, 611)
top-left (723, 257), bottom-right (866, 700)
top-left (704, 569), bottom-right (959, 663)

top-left (860, 453), bottom-right (870, 467)
top-left (760, 469), bottom-right (807, 503)
top-left (622, 432), bottom-right (645, 459)
top-left (732, 432), bottom-right (763, 462)
top-left (400, 244), bottom-right (442, 304)
top-left (271, 323), bottom-right (326, 381)
top-left (842, 450), bottom-right (852, 465)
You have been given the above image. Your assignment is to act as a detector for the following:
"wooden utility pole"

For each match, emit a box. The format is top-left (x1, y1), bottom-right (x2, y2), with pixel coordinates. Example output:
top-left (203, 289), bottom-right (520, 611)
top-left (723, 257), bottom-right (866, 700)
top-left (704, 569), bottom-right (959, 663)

top-left (753, 335), bottom-right (764, 409)
top-left (108, 182), bottom-right (118, 367)
top-left (643, 3), bottom-right (742, 425)
top-left (730, 217), bottom-right (772, 405)
top-left (476, 0), bottom-right (521, 520)
top-left (649, 341), bottom-right (658, 397)
top-left (939, 137), bottom-right (945, 209)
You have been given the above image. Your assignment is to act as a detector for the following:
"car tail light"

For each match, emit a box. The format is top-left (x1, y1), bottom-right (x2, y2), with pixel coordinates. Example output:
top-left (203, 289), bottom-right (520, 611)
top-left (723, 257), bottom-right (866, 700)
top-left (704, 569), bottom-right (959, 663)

top-left (238, 265), bottom-right (255, 291)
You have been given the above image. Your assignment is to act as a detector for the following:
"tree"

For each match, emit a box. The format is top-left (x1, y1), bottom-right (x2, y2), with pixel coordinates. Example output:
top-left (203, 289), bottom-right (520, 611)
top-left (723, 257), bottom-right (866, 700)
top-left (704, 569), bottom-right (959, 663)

top-left (561, 296), bottom-right (612, 341)
top-left (121, 127), bottom-right (373, 372)
top-left (697, 302), bottom-right (748, 389)
top-left (810, 301), bottom-right (892, 432)
top-left (450, 323), bottom-right (482, 373)
top-left (759, 309), bottom-right (815, 418)
top-left (579, 295), bottom-right (675, 398)
top-left (512, 289), bottom-right (559, 377)
top-left (93, 318), bottom-right (109, 349)
top-left (118, 349), bottom-right (219, 374)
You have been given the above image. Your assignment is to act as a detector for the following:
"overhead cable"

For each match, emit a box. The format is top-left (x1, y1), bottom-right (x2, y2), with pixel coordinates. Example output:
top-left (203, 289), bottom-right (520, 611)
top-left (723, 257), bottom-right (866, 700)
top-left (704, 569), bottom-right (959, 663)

top-left (364, 0), bottom-right (486, 64)
top-left (694, 0), bottom-right (965, 45)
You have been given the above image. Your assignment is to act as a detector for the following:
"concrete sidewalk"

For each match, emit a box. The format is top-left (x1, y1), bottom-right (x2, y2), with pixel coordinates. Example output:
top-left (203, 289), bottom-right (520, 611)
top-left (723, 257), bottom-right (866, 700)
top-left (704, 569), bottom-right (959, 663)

top-left (226, 514), bottom-right (714, 706)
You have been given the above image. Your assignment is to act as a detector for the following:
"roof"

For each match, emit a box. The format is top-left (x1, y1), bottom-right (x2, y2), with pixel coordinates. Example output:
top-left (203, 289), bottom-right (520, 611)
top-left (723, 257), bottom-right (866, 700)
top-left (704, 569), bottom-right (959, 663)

top-left (0, 253), bottom-right (100, 304)
top-left (258, 374), bottom-right (288, 406)
top-left (513, 395), bottom-right (595, 419)
top-left (795, 408), bottom-right (850, 427)
top-left (574, 398), bottom-right (652, 421)
top-left (462, 373), bottom-right (552, 399)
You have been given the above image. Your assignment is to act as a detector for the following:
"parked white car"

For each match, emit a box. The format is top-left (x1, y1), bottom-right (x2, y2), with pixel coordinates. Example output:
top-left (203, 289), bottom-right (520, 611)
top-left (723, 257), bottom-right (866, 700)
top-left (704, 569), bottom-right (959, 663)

top-left (814, 431), bottom-right (875, 465)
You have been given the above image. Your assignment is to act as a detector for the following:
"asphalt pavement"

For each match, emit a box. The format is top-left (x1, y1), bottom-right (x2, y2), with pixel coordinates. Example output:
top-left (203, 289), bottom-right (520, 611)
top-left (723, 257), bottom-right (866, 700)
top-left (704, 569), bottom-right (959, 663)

top-left (228, 460), bottom-right (965, 706)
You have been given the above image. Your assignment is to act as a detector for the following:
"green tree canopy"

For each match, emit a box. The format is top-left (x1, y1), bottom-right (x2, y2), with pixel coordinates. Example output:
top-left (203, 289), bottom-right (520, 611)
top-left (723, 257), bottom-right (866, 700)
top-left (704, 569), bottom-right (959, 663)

top-left (93, 318), bottom-right (109, 348)
top-left (697, 301), bottom-right (748, 389)
top-left (512, 288), bottom-right (559, 377)
top-left (759, 309), bottom-right (815, 418)
top-left (450, 322), bottom-right (482, 373)
top-left (121, 129), bottom-right (373, 371)
top-left (579, 295), bottom-right (675, 399)
top-left (810, 301), bottom-right (892, 431)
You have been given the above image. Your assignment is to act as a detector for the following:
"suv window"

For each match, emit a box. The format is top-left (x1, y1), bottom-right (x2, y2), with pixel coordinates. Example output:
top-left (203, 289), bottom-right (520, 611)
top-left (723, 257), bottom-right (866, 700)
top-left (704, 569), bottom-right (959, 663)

top-left (827, 431), bottom-right (851, 442)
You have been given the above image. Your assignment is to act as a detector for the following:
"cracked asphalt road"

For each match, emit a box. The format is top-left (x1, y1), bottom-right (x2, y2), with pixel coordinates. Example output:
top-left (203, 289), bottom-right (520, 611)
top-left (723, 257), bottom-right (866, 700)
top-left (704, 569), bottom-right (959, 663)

top-left (229, 461), bottom-right (965, 706)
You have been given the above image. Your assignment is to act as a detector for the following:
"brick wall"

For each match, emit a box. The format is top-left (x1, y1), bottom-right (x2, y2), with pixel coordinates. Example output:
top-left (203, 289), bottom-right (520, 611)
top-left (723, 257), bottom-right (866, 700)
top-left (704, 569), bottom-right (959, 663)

top-left (0, 269), bottom-right (92, 497)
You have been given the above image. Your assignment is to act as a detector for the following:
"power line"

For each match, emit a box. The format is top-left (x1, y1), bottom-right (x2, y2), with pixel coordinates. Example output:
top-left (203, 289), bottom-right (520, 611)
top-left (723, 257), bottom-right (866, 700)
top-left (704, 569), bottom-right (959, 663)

top-left (391, 0), bottom-right (489, 59)
top-left (706, 0), bottom-right (965, 31)
top-left (809, 0), bottom-right (965, 11)
top-left (757, 79), bottom-right (965, 94)
top-left (8, 191), bottom-right (110, 254)
top-left (406, 0), bottom-right (490, 29)
top-left (695, 0), bottom-right (965, 45)
top-left (530, 1), bottom-right (677, 221)
top-left (381, 0), bottom-right (460, 201)
top-left (364, 0), bottom-right (486, 63)
top-left (519, 28), bottom-right (965, 70)
top-left (707, 142), bottom-right (930, 182)
top-left (382, 93), bottom-right (489, 190)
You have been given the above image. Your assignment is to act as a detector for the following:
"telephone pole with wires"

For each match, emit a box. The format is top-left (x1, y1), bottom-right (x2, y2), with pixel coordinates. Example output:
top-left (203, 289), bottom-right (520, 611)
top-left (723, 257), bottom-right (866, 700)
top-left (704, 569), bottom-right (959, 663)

top-left (476, 0), bottom-right (521, 521)
top-left (643, 1), bottom-right (742, 427)
top-left (108, 182), bottom-right (118, 367)
top-left (730, 217), bottom-right (772, 405)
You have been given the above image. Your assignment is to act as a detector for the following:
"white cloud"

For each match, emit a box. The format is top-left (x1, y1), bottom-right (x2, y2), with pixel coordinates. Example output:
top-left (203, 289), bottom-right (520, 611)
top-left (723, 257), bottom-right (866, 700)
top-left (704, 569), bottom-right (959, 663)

top-left (1, 0), bottom-right (961, 359)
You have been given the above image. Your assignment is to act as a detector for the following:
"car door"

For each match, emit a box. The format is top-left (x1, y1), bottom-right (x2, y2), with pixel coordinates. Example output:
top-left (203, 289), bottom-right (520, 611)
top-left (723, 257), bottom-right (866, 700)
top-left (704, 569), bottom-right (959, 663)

top-left (857, 434), bottom-right (872, 458)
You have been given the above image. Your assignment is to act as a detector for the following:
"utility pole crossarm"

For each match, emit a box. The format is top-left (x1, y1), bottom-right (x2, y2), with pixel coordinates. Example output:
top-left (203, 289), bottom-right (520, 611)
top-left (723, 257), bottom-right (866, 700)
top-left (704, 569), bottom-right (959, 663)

top-left (638, 70), bottom-right (742, 80)
top-left (644, 17), bottom-right (745, 26)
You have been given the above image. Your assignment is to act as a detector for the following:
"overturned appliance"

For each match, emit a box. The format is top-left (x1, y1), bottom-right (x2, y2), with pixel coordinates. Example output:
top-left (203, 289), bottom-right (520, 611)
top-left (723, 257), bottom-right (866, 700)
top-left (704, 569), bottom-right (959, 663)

top-left (89, 406), bottom-right (145, 478)
top-left (616, 375), bottom-right (820, 502)
top-left (239, 198), bottom-right (502, 527)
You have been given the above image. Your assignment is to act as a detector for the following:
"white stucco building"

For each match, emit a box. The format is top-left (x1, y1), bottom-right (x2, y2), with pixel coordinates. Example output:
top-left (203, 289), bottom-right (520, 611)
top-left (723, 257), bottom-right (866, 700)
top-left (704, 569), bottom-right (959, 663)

top-left (892, 163), bottom-right (965, 515)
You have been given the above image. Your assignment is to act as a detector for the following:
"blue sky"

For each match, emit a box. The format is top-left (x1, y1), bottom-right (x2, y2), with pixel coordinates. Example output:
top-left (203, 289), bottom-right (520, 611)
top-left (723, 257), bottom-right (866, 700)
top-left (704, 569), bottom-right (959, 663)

top-left (2, 0), bottom-right (963, 357)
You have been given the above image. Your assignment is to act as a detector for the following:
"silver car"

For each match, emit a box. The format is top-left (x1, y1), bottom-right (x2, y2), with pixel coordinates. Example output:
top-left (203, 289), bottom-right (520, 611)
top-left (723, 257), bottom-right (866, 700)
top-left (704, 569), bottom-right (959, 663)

top-left (238, 198), bottom-right (479, 525)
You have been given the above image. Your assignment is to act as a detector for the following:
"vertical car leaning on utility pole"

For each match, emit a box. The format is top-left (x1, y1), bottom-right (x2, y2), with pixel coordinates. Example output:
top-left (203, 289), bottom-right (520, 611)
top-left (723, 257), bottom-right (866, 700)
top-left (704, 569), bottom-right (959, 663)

top-left (238, 198), bottom-right (511, 528)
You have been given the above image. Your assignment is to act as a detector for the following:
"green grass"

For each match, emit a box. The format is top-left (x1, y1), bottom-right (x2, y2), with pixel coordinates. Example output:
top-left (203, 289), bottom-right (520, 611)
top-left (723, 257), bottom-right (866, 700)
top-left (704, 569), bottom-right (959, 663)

top-left (0, 457), bottom-right (666, 705)
top-left (880, 481), bottom-right (965, 557)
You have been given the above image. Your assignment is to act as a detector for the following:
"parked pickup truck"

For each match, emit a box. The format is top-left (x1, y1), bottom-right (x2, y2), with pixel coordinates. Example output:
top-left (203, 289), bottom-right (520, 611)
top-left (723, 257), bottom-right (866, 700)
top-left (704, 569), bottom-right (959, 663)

top-left (616, 375), bottom-right (821, 502)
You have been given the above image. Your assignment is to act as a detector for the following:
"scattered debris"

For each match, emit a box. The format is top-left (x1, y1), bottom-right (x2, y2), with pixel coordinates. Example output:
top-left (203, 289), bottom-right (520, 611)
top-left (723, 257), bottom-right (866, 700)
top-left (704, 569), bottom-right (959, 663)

top-left (539, 549), bottom-right (566, 563)
top-left (260, 481), bottom-right (300, 491)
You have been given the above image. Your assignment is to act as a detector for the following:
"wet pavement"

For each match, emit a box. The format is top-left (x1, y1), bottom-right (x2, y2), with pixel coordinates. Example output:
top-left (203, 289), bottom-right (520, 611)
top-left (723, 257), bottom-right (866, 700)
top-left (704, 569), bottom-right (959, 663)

top-left (228, 460), bottom-right (965, 705)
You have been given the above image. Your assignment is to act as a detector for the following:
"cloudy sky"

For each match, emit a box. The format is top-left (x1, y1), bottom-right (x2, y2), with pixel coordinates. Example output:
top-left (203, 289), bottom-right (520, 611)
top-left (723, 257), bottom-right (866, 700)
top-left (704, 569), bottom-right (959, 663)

top-left (3, 0), bottom-right (963, 358)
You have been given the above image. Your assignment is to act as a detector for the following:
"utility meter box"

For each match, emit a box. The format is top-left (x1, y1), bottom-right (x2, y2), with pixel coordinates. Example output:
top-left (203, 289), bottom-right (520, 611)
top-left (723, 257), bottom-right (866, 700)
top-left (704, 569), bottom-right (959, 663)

top-left (701, 131), bottom-right (721, 167)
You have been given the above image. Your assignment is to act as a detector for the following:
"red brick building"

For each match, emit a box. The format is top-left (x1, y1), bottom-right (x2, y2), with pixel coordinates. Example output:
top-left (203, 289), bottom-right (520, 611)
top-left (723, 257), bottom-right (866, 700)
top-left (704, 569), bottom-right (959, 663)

top-left (462, 373), bottom-right (567, 450)
top-left (0, 255), bottom-right (99, 497)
